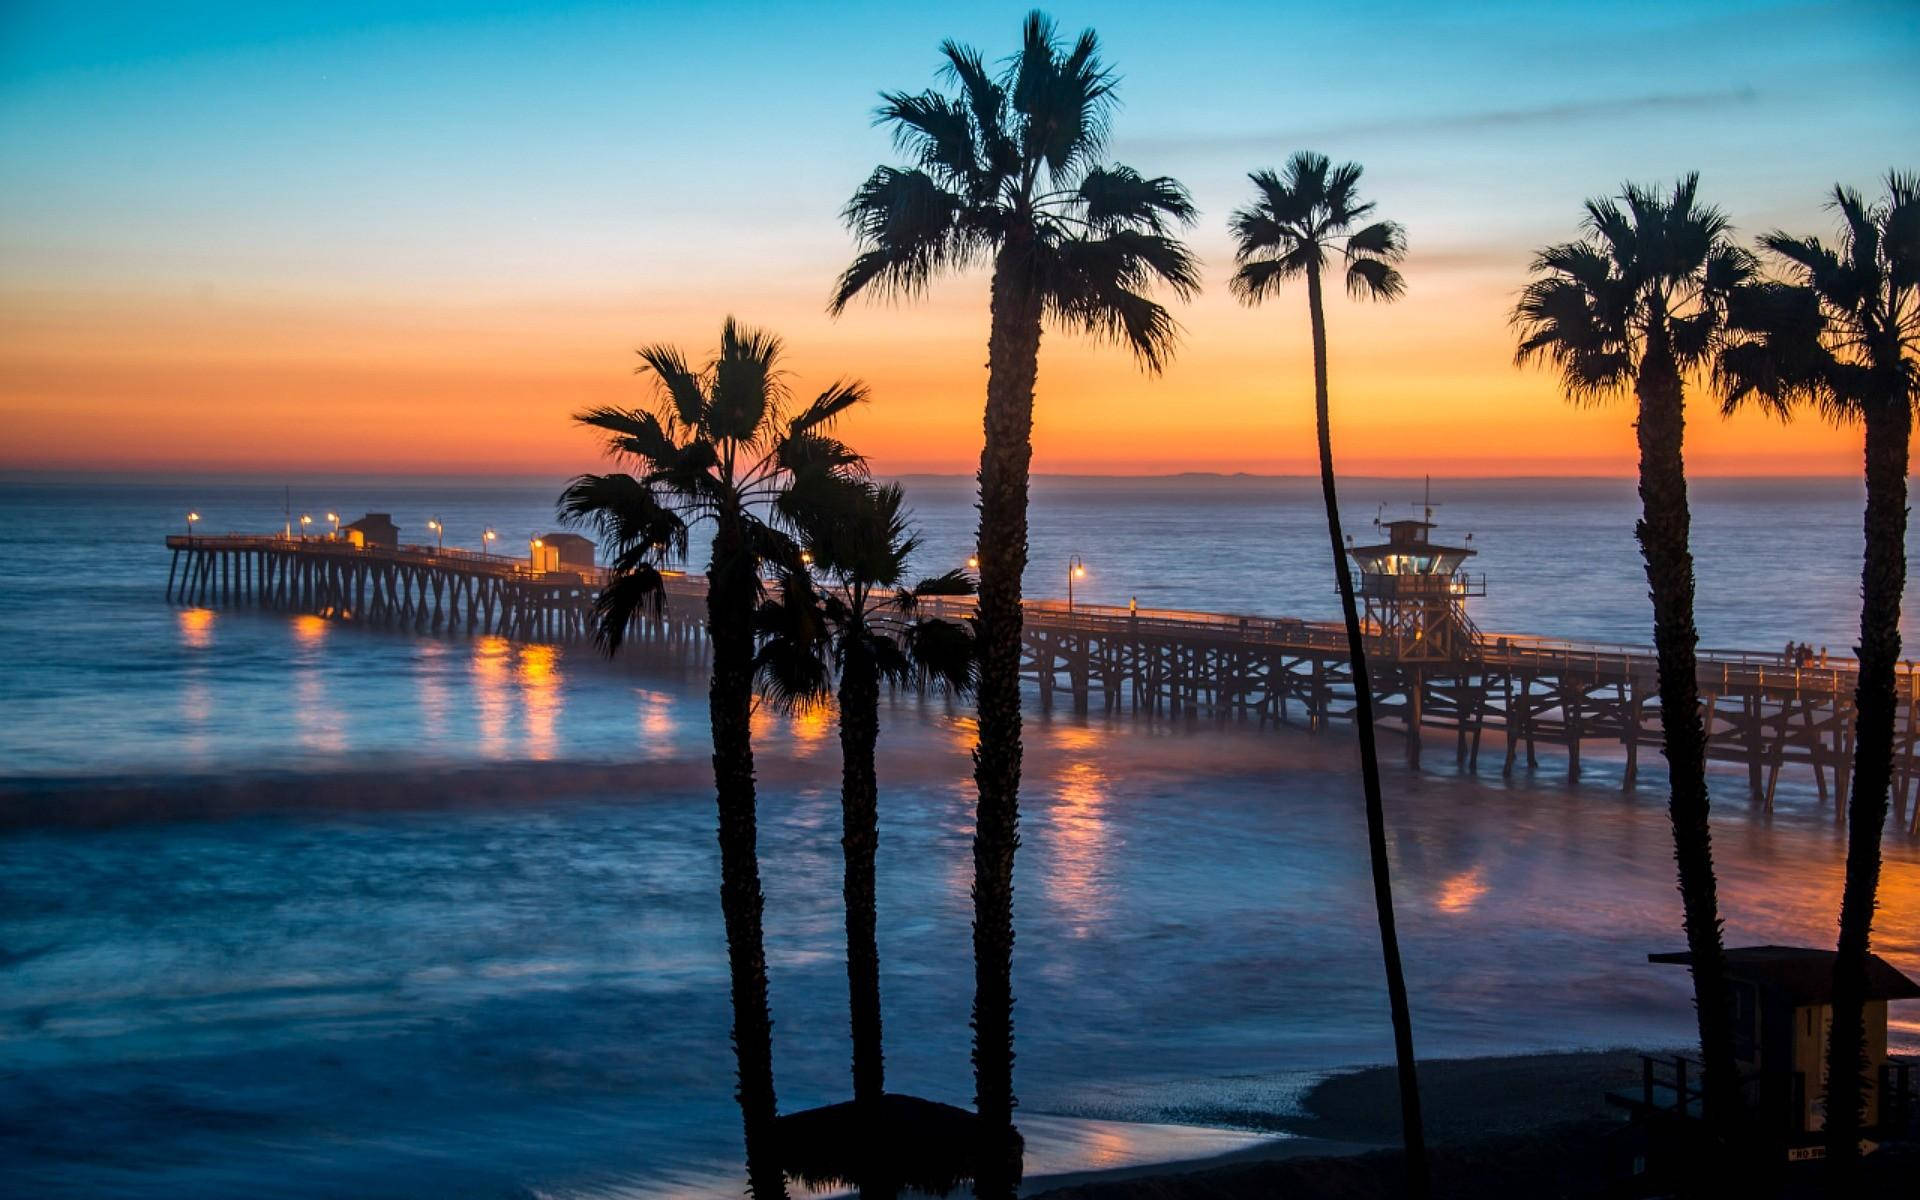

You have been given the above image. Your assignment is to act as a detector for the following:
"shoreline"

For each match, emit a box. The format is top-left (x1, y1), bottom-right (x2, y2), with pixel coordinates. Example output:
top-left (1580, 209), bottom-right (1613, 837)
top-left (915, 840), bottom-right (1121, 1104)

top-left (1019, 1048), bottom-right (1670, 1196)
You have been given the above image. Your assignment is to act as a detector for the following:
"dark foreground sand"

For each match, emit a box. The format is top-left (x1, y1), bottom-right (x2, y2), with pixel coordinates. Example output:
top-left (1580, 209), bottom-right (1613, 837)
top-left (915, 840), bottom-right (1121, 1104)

top-left (1023, 1049), bottom-right (1919, 1198)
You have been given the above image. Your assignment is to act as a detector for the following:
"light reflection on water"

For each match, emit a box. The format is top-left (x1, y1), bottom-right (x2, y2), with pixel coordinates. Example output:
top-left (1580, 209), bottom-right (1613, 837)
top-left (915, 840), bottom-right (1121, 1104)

top-left (520, 644), bottom-right (562, 760)
top-left (473, 634), bottom-right (512, 756)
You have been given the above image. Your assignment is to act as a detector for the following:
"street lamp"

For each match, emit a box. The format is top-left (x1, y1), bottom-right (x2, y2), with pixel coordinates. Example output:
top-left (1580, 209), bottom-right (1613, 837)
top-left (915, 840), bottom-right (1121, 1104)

top-left (299, 513), bottom-right (313, 538)
top-left (426, 518), bottom-right (444, 553)
top-left (1067, 554), bottom-right (1086, 613)
top-left (530, 537), bottom-right (544, 569)
top-left (326, 511), bottom-right (339, 537)
top-left (966, 553), bottom-right (980, 570)
top-left (799, 549), bottom-right (814, 567)
top-left (482, 527), bottom-right (497, 559)
top-left (186, 511), bottom-right (200, 542)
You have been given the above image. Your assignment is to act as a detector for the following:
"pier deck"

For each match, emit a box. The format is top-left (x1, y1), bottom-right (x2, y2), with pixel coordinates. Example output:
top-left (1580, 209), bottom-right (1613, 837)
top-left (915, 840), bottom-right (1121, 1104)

top-left (164, 533), bottom-right (1919, 828)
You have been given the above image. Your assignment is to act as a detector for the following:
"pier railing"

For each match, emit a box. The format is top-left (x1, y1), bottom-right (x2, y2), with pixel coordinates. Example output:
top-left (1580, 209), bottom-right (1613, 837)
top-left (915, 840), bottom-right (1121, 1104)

top-left (163, 531), bottom-right (1920, 826)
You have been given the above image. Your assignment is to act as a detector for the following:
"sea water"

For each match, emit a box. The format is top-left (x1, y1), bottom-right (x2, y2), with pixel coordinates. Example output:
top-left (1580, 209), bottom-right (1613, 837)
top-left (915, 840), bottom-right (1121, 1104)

top-left (1, 475), bottom-right (1915, 1197)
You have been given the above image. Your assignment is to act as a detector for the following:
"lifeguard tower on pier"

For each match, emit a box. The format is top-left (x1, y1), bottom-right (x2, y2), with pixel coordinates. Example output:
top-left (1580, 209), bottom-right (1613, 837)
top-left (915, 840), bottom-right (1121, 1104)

top-left (1346, 498), bottom-right (1484, 662)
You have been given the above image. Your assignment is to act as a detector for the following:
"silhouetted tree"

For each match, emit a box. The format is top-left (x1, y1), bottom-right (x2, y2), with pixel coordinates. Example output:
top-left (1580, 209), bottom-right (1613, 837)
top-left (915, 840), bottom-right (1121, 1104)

top-left (1515, 177), bottom-right (1753, 1135)
top-left (1228, 150), bottom-right (1428, 1199)
top-left (559, 319), bottom-right (867, 1200)
top-left (1720, 171), bottom-right (1919, 1167)
top-left (830, 14), bottom-right (1196, 1195)
top-left (755, 480), bottom-right (977, 1199)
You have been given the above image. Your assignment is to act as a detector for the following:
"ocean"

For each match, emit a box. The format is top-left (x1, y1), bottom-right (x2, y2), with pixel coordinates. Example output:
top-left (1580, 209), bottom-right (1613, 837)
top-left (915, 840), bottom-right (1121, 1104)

top-left (2, 474), bottom-right (1916, 1196)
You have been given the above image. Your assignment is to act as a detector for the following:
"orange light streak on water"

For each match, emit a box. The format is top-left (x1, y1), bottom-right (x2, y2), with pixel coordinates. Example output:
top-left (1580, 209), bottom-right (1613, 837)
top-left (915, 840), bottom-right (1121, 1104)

top-left (176, 607), bottom-right (214, 649)
top-left (789, 700), bottom-right (832, 759)
top-left (517, 644), bottom-right (562, 760)
top-left (471, 636), bottom-right (511, 757)
top-left (291, 615), bottom-right (344, 753)
top-left (1435, 865), bottom-right (1489, 914)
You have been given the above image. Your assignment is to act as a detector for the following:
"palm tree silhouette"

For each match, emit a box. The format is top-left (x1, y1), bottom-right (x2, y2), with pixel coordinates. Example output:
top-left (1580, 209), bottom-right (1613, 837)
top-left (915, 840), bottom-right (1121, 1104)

top-left (1515, 176), bottom-right (1753, 1136)
top-left (830, 14), bottom-right (1196, 1194)
top-left (558, 318), bottom-right (867, 1200)
top-left (756, 479), bottom-right (978, 1198)
top-left (1720, 172), bottom-right (1919, 1167)
top-left (1227, 150), bottom-right (1429, 1199)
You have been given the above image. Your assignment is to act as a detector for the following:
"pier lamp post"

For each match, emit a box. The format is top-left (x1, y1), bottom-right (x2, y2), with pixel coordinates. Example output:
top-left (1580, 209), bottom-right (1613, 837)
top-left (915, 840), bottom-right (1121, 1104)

top-left (186, 511), bottom-right (200, 543)
top-left (427, 518), bottom-right (444, 553)
top-left (299, 513), bottom-right (313, 539)
top-left (483, 528), bottom-right (497, 560)
top-left (1067, 554), bottom-right (1086, 613)
top-left (799, 549), bottom-right (813, 567)
top-left (967, 553), bottom-right (979, 571)
top-left (326, 512), bottom-right (339, 538)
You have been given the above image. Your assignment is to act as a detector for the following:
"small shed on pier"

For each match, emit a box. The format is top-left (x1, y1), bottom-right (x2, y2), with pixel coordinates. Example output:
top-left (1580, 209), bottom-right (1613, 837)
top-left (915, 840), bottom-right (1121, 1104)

top-left (341, 513), bottom-right (399, 549)
top-left (540, 532), bottom-right (597, 571)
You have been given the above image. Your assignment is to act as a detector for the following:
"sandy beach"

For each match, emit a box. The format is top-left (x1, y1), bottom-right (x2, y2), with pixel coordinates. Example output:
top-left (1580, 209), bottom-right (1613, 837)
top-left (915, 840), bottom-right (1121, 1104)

top-left (1024, 1049), bottom-right (1920, 1198)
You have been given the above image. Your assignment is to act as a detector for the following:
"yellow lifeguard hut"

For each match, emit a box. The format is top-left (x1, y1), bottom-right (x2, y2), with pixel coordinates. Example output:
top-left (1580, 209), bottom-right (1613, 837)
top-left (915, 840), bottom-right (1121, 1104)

top-left (1346, 503), bottom-right (1484, 661)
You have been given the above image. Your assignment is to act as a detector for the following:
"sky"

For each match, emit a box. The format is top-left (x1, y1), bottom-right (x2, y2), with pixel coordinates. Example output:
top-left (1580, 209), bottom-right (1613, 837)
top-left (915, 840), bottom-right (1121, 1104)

top-left (2, 1), bottom-right (1916, 478)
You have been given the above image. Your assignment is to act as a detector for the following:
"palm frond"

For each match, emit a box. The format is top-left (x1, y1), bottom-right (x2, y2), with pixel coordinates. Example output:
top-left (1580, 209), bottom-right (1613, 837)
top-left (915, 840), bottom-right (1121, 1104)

top-left (905, 615), bottom-right (977, 695)
top-left (706, 317), bottom-right (784, 443)
top-left (635, 343), bottom-right (706, 428)
top-left (790, 379), bottom-right (869, 434)
top-left (1038, 232), bottom-right (1191, 372)
top-left (588, 565), bottom-right (667, 655)
top-left (752, 571), bottom-right (833, 712)
top-left (1346, 255), bottom-right (1405, 301)
top-left (557, 472), bottom-right (690, 564)
top-left (574, 406), bottom-right (682, 470)
top-left (1076, 165), bottom-right (1197, 235)
top-left (830, 168), bottom-right (973, 312)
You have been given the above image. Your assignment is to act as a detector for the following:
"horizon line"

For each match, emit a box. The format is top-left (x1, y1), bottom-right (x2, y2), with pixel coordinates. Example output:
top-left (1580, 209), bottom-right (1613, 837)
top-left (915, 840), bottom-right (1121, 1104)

top-left (0, 467), bottom-right (1877, 487)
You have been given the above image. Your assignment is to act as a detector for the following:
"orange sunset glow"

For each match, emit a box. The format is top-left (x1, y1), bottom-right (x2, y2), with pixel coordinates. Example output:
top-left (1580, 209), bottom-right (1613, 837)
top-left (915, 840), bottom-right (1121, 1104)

top-left (0, 267), bottom-right (1871, 477)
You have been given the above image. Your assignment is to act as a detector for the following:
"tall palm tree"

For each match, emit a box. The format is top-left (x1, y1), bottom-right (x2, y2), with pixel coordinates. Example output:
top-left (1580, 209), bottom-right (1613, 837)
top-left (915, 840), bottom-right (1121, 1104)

top-left (1514, 176), bottom-right (1753, 1134)
top-left (830, 14), bottom-right (1197, 1194)
top-left (558, 318), bottom-right (867, 1200)
top-left (1227, 151), bottom-right (1428, 1198)
top-left (756, 480), bottom-right (978, 1199)
top-left (1719, 172), bottom-right (1919, 1165)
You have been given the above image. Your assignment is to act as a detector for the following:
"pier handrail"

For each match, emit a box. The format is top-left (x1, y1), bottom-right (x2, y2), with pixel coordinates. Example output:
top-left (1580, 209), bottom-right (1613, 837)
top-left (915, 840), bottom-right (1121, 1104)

top-left (166, 533), bottom-right (1891, 683)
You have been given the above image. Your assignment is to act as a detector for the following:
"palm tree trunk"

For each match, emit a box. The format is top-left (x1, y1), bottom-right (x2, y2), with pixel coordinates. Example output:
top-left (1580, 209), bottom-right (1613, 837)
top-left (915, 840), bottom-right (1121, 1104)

top-left (970, 242), bottom-right (1043, 1200)
top-left (1304, 262), bottom-right (1430, 1199)
top-left (1824, 395), bottom-right (1910, 1165)
top-left (1631, 329), bottom-right (1738, 1134)
top-left (708, 517), bottom-right (787, 1200)
top-left (837, 646), bottom-right (891, 1198)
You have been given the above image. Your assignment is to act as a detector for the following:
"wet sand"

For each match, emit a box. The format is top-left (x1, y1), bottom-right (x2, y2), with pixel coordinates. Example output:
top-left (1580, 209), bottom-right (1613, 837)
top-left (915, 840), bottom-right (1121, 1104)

top-left (1023, 1049), bottom-right (1668, 1196)
top-left (1025, 1048), bottom-right (1920, 1198)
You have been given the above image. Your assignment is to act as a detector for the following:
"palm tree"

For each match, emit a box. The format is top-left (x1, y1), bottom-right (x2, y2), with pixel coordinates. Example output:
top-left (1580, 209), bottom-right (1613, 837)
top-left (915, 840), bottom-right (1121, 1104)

top-left (1514, 176), bottom-right (1753, 1134)
top-left (1719, 172), bottom-right (1919, 1165)
top-left (830, 14), bottom-right (1197, 1194)
top-left (756, 480), bottom-right (978, 1198)
top-left (1227, 151), bottom-right (1428, 1198)
top-left (558, 318), bottom-right (867, 1200)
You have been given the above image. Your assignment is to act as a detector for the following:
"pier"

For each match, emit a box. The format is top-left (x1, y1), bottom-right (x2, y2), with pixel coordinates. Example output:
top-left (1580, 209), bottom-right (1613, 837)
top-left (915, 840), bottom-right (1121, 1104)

top-left (165, 531), bottom-right (1920, 828)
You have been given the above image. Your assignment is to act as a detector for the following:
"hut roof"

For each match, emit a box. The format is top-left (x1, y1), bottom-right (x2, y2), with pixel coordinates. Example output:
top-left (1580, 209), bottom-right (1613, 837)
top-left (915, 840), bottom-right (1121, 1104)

top-left (1649, 945), bottom-right (1920, 1004)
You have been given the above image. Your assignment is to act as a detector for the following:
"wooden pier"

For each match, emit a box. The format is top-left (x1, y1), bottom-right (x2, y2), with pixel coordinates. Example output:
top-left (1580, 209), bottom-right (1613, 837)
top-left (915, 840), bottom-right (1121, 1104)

top-left (165, 533), bottom-right (1920, 827)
